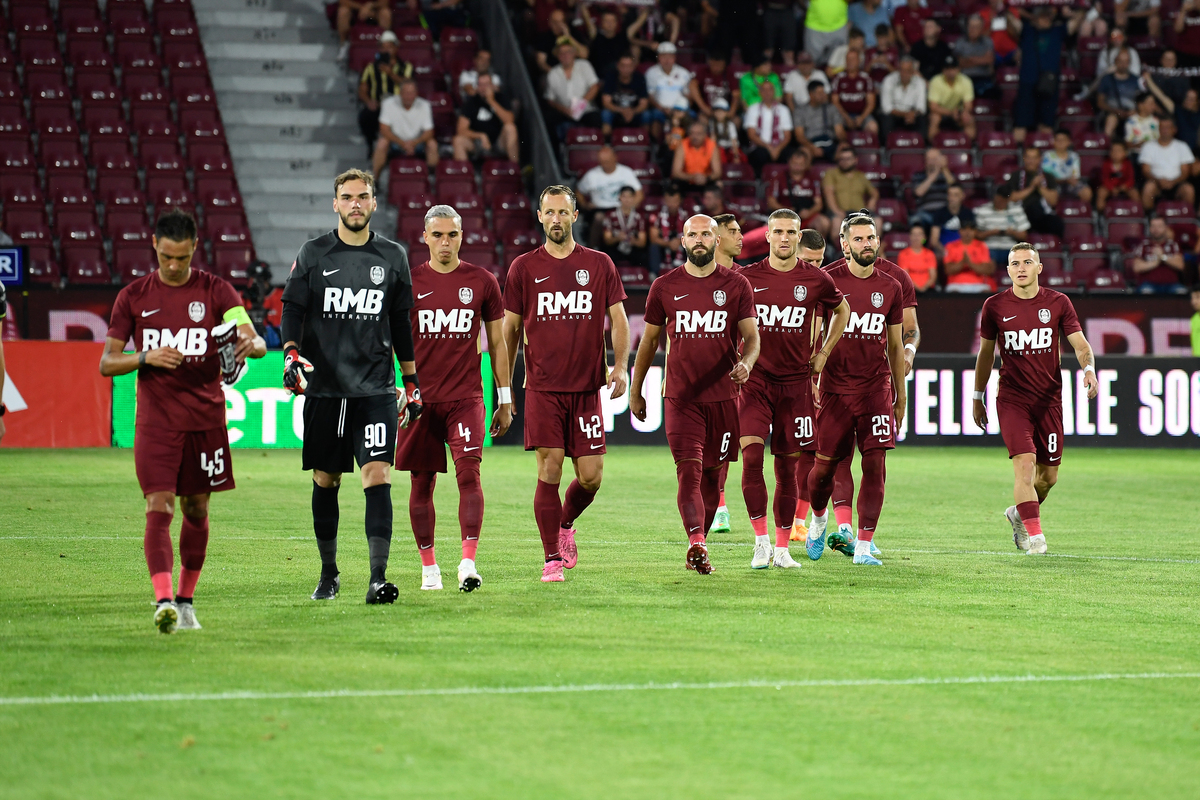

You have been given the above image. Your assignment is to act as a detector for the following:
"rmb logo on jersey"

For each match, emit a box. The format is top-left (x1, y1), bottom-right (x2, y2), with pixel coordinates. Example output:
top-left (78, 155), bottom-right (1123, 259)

top-left (575, 269), bottom-right (590, 286)
top-left (713, 290), bottom-right (727, 306)
top-left (871, 292), bottom-right (884, 308)
top-left (1039, 308), bottom-right (1052, 324)
top-left (370, 266), bottom-right (385, 286)
top-left (188, 301), bottom-right (205, 322)
top-left (794, 285), bottom-right (807, 302)
top-left (459, 287), bottom-right (473, 304)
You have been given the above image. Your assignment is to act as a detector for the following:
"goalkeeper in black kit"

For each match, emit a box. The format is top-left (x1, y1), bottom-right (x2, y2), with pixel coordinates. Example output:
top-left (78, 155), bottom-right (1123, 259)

top-left (281, 169), bottom-right (423, 604)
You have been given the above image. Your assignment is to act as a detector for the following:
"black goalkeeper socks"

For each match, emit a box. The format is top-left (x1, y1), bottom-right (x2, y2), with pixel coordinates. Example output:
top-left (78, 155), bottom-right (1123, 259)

top-left (312, 482), bottom-right (340, 576)
top-left (364, 483), bottom-right (393, 583)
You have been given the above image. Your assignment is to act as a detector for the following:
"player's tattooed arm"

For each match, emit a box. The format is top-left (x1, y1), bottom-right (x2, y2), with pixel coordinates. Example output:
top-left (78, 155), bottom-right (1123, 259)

top-left (484, 317), bottom-right (514, 437)
top-left (901, 308), bottom-right (921, 376)
top-left (812, 297), bottom-right (851, 375)
top-left (972, 338), bottom-right (997, 430)
top-left (629, 321), bottom-right (663, 421)
top-left (607, 301), bottom-right (631, 401)
top-left (887, 322), bottom-right (907, 422)
top-left (99, 336), bottom-right (182, 376)
top-left (731, 317), bottom-right (760, 385)
top-left (1067, 331), bottom-right (1099, 400)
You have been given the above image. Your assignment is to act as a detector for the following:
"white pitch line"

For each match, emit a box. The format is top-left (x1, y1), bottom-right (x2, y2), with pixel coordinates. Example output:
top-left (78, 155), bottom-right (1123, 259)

top-left (2, 672), bottom-right (1198, 707)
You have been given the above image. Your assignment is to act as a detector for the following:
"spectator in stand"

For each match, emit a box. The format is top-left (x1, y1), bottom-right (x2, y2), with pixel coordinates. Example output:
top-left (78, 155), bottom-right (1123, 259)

top-left (893, 0), bottom-right (931, 52)
top-left (823, 145), bottom-right (880, 233)
top-left (975, 185), bottom-right (1031, 267)
top-left (1174, 0), bottom-right (1200, 69)
top-left (577, 145), bottom-right (643, 246)
top-left (601, 185), bottom-right (648, 265)
top-left (689, 51), bottom-right (740, 117)
top-left (762, 0), bottom-right (801, 66)
top-left (535, 10), bottom-right (588, 73)
top-left (879, 55), bottom-right (927, 140)
top-left (707, 99), bottom-right (744, 164)
top-left (452, 73), bottom-right (518, 163)
top-left (1010, 6), bottom-right (1072, 144)
top-left (911, 19), bottom-right (952, 80)
top-left (407, 0), bottom-right (465, 38)
top-left (702, 185), bottom-right (728, 217)
top-left (1145, 75), bottom-right (1200, 155)
top-left (953, 15), bottom-right (995, 97)
top-left (805, 0), bottom-right (851, 66)
top-left (911, 148), bottom-right (956, 228)
top-left (740, 57), bottom-right (784, 109)
top-left (372, 79), bottom-right (437, 180)
top-left (1124, 92), bottom-right (1161, 153)
top-left (600, 53), bottom-right (650, 136)
top-left (927, 55), bottom-right (976, 141)
top-left (1097, 49), bottom-right (1142, 138)
top-left (827, 27), bottom-right (867, 75)
top-left (649, 182), bottom-right (689, 274)
top-left (1139, 116), bottom-right (1197, 209)
top-left (768, 149), bottom-right (831, 237)
top-left (645, 42), bottom-right (694, 139)
top-left (1077, 29), bottom-right (1140, 102)
top-left (336, 0), bottom-right (392, 62)
top-left (942, 220), bottom-right (996, 293)
top-left (458, 49), bottom-right (502, 97)
top-left (982, 0), bottom-right (1019, 65)
top-left (629, 1), bottom-right (682, 51)
top-left (1096, 140), bottom-right (1140, 212)
top-left (1131, 216), bottom-right (1186, 293)
top-left (1115, 0), bottom-right (1162, 39)
top-left (849, 0), bottom-right (892, 48)
top-left (1041, 129), bottom-right (1093, 205)
top-left (866, 24), bottom-right (901, 83)
top-left (793, 81), bottom-right (844, 162)
top-left (897, 224), bottom-right (938, 292)
top-left (1077, 0), bottom-right (1109, 38)
top-left (744, 81), bottom-right (795, 174)
top-left (242, 262), bottom-right (283, 348)
top-left (1004, 146), bottom-right (1063, 237)
top-left (581, 4), bottom-right (645, 78)
top-left (831, 50), bottom-right (879, 136)
top-left (929, 184), bottom-right (975, 252)
top-left (672, 121), bottom-right (723, 187)
top-left (544, 41), bottom-right (601, 140)
top-left (1145, 51), bottom-right (1188, 108)
top-left (782, 51), bottom-right (830, 111)
top-left (357, 31), bottom-right (411, 159)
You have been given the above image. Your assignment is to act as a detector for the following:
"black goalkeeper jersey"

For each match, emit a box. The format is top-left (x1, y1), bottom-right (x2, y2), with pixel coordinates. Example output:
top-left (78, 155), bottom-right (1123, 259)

top-left (282, 230), bottom-right (413, 398)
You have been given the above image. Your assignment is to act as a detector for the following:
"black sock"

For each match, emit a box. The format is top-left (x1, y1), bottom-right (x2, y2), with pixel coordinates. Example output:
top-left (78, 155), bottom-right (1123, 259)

top-left (174, 595), bottom-right (192, 605)
top-left (312, 482), bottom-right (340, 576)
top-left (364, 483), bottom-right (392, 583)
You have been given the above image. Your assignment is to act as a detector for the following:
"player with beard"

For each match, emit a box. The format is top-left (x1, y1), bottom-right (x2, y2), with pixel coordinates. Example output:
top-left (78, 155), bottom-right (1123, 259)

top-left (973, 244), bottom-right (1097, 555)
top-left (738, 212), bottom-right (849, 569)
top-left (708, 212), bottom-right (743, 535)
top-left (501, 185), bottom-right (631, 583)
top-left (631, 215), bottom-right (760, 574)
top-left (281, 169), bottom-right (419, 604)
top-left (812, 209), bottom-right (920, 556)
top-left (805, 213), bottom-right (907, 566)
top-left (398, 204), bottom-right (513, 592)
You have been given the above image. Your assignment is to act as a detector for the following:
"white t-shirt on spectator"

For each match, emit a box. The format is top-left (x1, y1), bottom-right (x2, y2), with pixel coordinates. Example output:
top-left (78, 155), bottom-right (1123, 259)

top-left (783, 69), bottom-right (830, 107)
top-left (645, 63), bottom-right (693, 111)
top-left (578, 163), bottom-right (642, 210)
top-left (879, 72), bottom-right (928, 115)
top-left (744, 101), bottom-right (794, 147)
top-left (1139, 138), bottom-right (1196, 181)
top-left (545, 59), bottom-right (600, 112)
top-left (379, 95), bottom-right (433, 141)
top-left (459, 69), bottom-right (502, 92)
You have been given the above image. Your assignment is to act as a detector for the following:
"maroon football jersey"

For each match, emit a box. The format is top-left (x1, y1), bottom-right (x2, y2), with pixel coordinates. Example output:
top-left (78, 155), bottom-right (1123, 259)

top-left (739, 258), bottom-right (843, 384)
top-left (825, 255), bottom-right (917, 309)
top-left (410, 259), bottom-right (504, 403)
top-left (1132, 237), bottom-right (1184, 287)
top-left (831, 71), bottom-right (873, 116)
top-left (644, 265), bottom-right (756, 403)
top-left (107, 269), bottom-right (244, 431)
top-left (693, 65), bottom-right (735, 109)
top-left (820, 262), bottom-right (904, 395)
top-left (504, 244), bottom-right (626, 392)
top-left (774, 173), bottom-right (820, 213)
top-left (979, 286), bottom-right (1082, 406)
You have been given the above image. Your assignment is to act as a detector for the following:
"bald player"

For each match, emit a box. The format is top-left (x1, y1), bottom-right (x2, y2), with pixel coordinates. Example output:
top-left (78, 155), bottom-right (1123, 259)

top-left (708, 212), bottom-right (743, 535)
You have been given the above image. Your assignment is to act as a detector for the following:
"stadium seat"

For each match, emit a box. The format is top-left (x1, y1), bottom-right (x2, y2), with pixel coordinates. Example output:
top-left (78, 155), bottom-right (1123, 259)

top-left (33, 105), bottom-right (81, 143)
top-left (440, 27), bottom-right (479, 63)
top-left (436, 159), bottom-right (476, 195)
top-left (205, 213), bottom-right (251, 246)
top-left (493, 193), bottom-right (532, 230)
top-left (979, 152), bottom-right (1018, 182)
top-left (848, 130), bottom-right (878, 148)
top-left (156, 8), bottom-right (199, 42)
top-left (97, 175), bottom-right (144, 209)
top-left (460, 243), bottom-right (497, 264)
top-left (19, 38), bottom-right (64, 73)
top-left (931, 130), bottom-right (969, 149)
top-left (481, 160), bottom-right (520, 203)
top-left (0, 138), bottom-right (35, 174)
top-left (503, 229), bottom-right (540, 267)
top-left (26, 73), bottom-right (72, 107)
top-left (174, 78), bottom-right (218, 111)
top-left (1068, 235), bottom-right (1106, 254)
top-left (42, 140), bottom-right (88, 176)
top-left (567, 147), bottom-right (601, 174)
top-left (136, 117), bottom-right (178, 145)
top-left (1087, 268), bottom-right (1128, 292)
top-left (1104, 198), bottom-right (1143, 218)
top-left (63, 246), bottom-right (111, 284)
top-left (213, 245), bottom-right (253, 282)
top-left (394, 26), bottom-right (434, 60)
top-left (189, 143), bottom-right (234, 176)
top-left (1155, 200), bottom-right (1194, 219)
top-left (410, 59), bottom-right (446, 98)
top-left (888, 151), bottom-right (925, 182)
top-left (147, 178), bottom-right (192, 211)
top-left (882, 231), bottom-right (908, 256)
top-left (1070, 254), bottom-right (1110, 283)
top-left (12, 6), bottom-right (55, 37)
top-left (110, 221), bottom-right (154, 249)
top-left (612, 128), bottom-right (650, 149)
top-left (115, 247), bottom-right (158, 283)
top-left (25, 246), bottom-right (61, 284)
top-left (125, 74), bottom-right (170, 116)
top-left (67, 38), bottom-right (114, 74)
top-left (885, 130), bottom-right (924, 150)
top-left (180, 107), bottom-right (223, 141)
top-left (875, 198), bottom-right (908, 232)
top-left (439, 189), bottom-right (482, 213)
top-left (0, 74), bottom-right (22, 105)
top-left (1075, 130), bottom-right (1109, 152)
top-left (91, 139), bottom-right (137, 176)
top-left (1026, 130), bottom-right (1054, 150)
top-left (618, 266), bottom-right (652, 289)
top-left (115, 40), bottom-right (161, 75)
top-left (427, 92), bottom-right (456, 138)
top-left (56, 209), bottom-right (102, 244)
top-left (978, 130), bottom-right (1015, 151)
top-left (106, 208), bottom-right (149, 234)
top-left (140, 142), bottom-right (185, 177)
top-left (1105, 220), bottom-right (1146, 244)
top-left (197, 182), bottom-right (243, 212)
top-left (0, 104), bottom-right (29, 139)
top-left (75, 72), bottom-right (122, 108)
top-left (1026, 232), bottom-right (1061, 253)
top-left (618, 149), bottom-right (651, 169)
top-left (1, 174), bottom-right (42, 208)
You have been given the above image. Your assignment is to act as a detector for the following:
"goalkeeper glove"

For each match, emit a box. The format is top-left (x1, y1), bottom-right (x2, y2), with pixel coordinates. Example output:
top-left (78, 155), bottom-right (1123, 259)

top-left (398, 373), bottom-right (422, 429)
top-left (283, 346), bottom-right (314, 394)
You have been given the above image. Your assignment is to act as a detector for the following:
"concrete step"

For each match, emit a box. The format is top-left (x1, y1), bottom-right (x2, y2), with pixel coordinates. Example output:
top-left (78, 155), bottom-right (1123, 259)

top-left (244, 192), bottom-right (338, 213)
top-left (196, 0), bottom-right (329, 15)
top-left (212, 75), bottom-right (351, 95)
top-left (208, 59), bottom-right (344, 79)
top-left (215, 90), bottom-right (357, 112)
top-left (200, 25), bottom-right (331, 45)
top-left (222, 108), bottom-right (358, 127)
top-left (195, 11), bottom-right (310, 29)
top-left (258, 210), bottom-right (344, 229)
top-left (230, 141), bottom-right (364, 160)
top-left (254, 229), bottom-right (331, 250)
top-left (225, 124), bottom-right (361, 146)
top-left (257, 244), bottom-right (313, 266)
top-left (233, 157), bottom-right (361, 178)
top-left (238, 175), bottom-right (341, 194)
top-left (204, 42), bottom-right (336, 62)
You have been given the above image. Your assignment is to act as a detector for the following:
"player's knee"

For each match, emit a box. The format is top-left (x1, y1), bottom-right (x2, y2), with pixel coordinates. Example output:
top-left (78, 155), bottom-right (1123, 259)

top-left (179, 495), bottom-right (209, 519)
top-left (360, 462), bottom-right (390, 488)
top-left (454, 458), bottom-right (481, 489)
top-left (313, 471), bottom-right (342, 489)
top-left (144, 492), bottom-right (175, 515)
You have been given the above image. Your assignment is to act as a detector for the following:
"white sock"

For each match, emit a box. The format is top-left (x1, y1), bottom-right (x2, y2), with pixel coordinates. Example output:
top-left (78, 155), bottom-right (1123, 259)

top-left (422, 564), bottom-right (440, 577)
top-left (717, 505), bottom-right (728, 513)
top-left (854, 538), bottom-right (872, 557)
top-left (458, 558), bottom-right (475, 574)
top-left (1028, 533), bottom-right (1045, 543)
top-left (755, 533), bottom-right (770, 546)
top-left (773, 545), bottom-right (788, 556)
top-left (839, 522), bottom-right (854, 533)
top-left (809, 509), bottom-right (827, 540)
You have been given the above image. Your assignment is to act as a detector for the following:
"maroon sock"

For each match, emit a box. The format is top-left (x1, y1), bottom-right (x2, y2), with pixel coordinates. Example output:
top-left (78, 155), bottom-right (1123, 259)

top-left (410, 471), bottom-right (437, 566)
top-left (559, 479), bottom-right (596, 530)
top-left (740, 442), bottom-right (768, 522)
top-left (676, 460), bottom-right (705, 543)
top-left (144, 510), bottom-right (174, 602)
top-left (534, 480), bottom-right (562, 561)
top-left (718, 462), bottom-right (728, 494)
top-left (832, 454), bottom-right (855, 525)
top-left (455, 459), bottom-right (482, 560)
top-left (855, 449), bottom-right (887, 542)
top-left (177, 513), bottom-right (209, 599)
top-left (796, 451), bottom-right (815, 503)
top-left (773, 455), bottom-right (799, 530)
top-left (807, 457), bottom-right (839, 513)
top-left (700, 466), bottom-right (721, 533)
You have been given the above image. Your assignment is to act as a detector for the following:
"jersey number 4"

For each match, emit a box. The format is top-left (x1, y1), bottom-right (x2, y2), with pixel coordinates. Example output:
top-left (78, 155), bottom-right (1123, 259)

top-left (458, 423), bottom-right (472, 443)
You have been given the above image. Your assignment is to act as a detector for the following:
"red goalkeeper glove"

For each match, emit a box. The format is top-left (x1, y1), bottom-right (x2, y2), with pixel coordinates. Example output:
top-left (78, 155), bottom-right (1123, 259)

top-left (398, 373), bottom-right (422, 429)
top-left (283, 346), bottom-right (314, 395)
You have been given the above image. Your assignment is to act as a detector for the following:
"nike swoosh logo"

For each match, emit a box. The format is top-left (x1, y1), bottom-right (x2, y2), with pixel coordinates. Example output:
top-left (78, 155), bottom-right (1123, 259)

top-left (754, 287), bottom-right (768, 292)
top-left (674, 294), bottom-right (688, 300)
top-left (210, 478), bottom-right (227, 486)
top-left (464, 446), bottom-right (479, 452)
top-left (369, 449), bottom-right (386, 456)
top-left (417, 291), bottom-right (434, 299)
top-left (877, 438), bottom-right (891, 442)
top-left (590, 443), bottom-right (604, 449)
top-left (535, 276), bottom-right (550, 283)
top-left (141, 309), bottom-right (160, 317)
top-left (1003, 315), bottom-right (1017, 322)
top-left (798, 439), bottom-right (814, 446)
top-left (323, 269), bottom-right (340, 276)
top-left (1049, 456), bottom-right (1061, 461)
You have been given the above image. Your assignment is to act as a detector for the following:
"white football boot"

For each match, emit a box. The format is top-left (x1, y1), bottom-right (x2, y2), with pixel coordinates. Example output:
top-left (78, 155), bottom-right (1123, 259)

top-left (751, 537), bottom-right (772, 569)
top-left (421, 565), bottom-right (443, 590)
top-left (457, 559), bottom-right (482, 592)
top-left (772, 547), bottom-right (802, 569)
top-left (1005, 506), bottom-right (1030, 551)
top-left (154, 601), bottom-right (178, 634)
top-left (176, 603), bottom-right (201, 630)
top-left (1026, 534), bottom-right (1048, 555)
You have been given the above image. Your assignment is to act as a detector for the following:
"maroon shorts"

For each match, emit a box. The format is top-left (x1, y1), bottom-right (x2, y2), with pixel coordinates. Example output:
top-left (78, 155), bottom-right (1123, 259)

top-left (665, 397), bottom-right (740, 467)
top-left (997, 399), bottom-right (1064, 466)
top-left (134, 426), bottom-right (235, 497)
top-left (523, 389), bottom-right (606, 457)
top-left (396, 397), bottom-right (486, 473)
top-left (815, 389), bottom-right (895, 459)
top-left (738, 374), bottom-right (817, 454)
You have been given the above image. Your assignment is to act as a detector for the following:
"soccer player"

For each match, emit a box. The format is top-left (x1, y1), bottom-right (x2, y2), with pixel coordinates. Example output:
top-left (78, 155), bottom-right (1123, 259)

top-left (972, 243), bottom-right (1097, 555)
top-left (398, 204), bottom-right (513, 592)
top-left (708, 212), bottom-right (743, 535)
top-left (805, 213), bottom-right (907, 566)
top-left (738, 212), bottom-right (849, 569)
top-left (501, 185), bottom-right (631, 583)
top-left (631, 215), bottom-right (760, 574)
top-left (813, 209), bottom-right (920, 554)
top-left (281, 169), bottom-right (420, 604)
top-left (101, 209), bottom-right (266, 633)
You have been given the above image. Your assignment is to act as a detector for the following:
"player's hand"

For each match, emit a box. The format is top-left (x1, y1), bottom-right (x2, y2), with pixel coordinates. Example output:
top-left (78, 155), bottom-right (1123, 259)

top-left (1083, 369), bottom-right (1099, 400)
top-left (903, 350), bottom-right (914, 377)
top-left (630, 391), bottom-right (647, 421)
top-left (730, 360), bottom-right (751, 385)
top-left (893, 389), bottom-right (907, 425)
top-left (283, 346), bottom-right (314, 394)
top-left (809, 349), bottom-right (828, 375)
top-left (608, 368), bottom-right (628, 400)
top-left (973, 398), bottom-right (988, 430)
top-left (234, 330), bottom-right (256, 362)
top-left (490, 403), bottom-right (513, 437)
top-left (399, 373), bottom-right (423, 429)
top-left (145, 346), bottom-right (184, 369)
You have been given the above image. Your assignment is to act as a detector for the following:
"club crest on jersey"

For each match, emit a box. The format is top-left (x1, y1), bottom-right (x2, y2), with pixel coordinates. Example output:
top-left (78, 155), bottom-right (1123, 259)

top-left (1038, 308), bottom-right (1051, 324)
top-left (575, 269), bottom-right (590, 286)
top-left (871, 292), bottom-right (884, 308)
top-left (188, 301), bottom-right (205, 322)
top-left (794, 285), bottom-right (807, 302)
top-left (370, 266), bottom-right (385, 285)
top-left (459, 287), bottom-right (473, 304)
top-left (713, 290), bottom-right (727, 306)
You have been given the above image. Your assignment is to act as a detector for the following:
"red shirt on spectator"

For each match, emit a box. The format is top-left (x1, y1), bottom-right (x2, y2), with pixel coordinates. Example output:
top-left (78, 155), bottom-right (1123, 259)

top-left (1133, 237), bottom-right (1184, 287)
top-left (1101, 157), bottom-right (1136, 192)
top-left (832, 71), bottom-right (873, 116)
top-left (979, 5), bottom-right (1018, 59)
top-left (894, 4), bottom-right (932, 48)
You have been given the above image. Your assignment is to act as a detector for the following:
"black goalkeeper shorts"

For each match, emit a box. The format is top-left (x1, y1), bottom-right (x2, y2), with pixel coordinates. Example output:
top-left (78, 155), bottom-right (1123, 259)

top-left (302, 394), bottom-right (398, 474)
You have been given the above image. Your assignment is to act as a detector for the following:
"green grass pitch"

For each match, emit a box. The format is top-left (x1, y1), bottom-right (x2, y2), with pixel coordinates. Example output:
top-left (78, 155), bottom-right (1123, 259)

top-left (1, 445), bottom-right (1198, 799)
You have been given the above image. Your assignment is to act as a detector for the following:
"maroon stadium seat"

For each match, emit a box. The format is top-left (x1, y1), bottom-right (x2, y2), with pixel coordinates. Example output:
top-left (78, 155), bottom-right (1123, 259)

top-left (503, 229), bottom-right (540, 268)
top-left (888, 151), bottom-right (925, 182)
top-left (1088, 268), bottom-right (1128, 292)
top-left (1104, 198), bottom-right (1143, 217)
top-left (0, 104), bottom-right (29, 139)
top-left (67, 39), bottom-right (114, 74)
top-left (1155, 200), bottom-right (1194, 218)
top-left (42, 140), bottom-right (88, 176)
top-left (848, 129), bottom-right (878, 148)
top-left (481, 159), bottom-right (521, 203)
top-left (493, 193), bottom-right (532, 230)
top-left (189, 143), bottom-right (234, 176)
top-left (11, 7), bottom-right (55, 37)
top-left (875, 198), bottom-right (908, 232)
top-left (19, 38), bottom-right (64, 73)
top-left (115, 248), bottom-right (158, 283)
top-left (64, 246), bottom-right (111, 285)
top-left (26, 73), bottom-right (72, 106)
top-left (0, 138), bottom-right (35, 174)
top-left (440, 27), bottom-right (479, 63)
top-left (1105, 220), bottom-right (1147, 244)
top-left (91, 139), bottom-right (137, 176)
top-left (25, 246), bottom-right (62, 284)
top-left (0, 174), bottom-right (42, 208)
top-left (931, 130), bottom-right (969, 149)
top-left (135, 116), bottom-right (178, 145)
top-left (213, 246), bottom-right (253, 282)
top-left (156, 8), bottom-right (199, 42)
top-left (435, 159), bottom-right (476, 195)
top-left (115, 40), bottom-right (161, 75)
top-left (612, 127), bottom-right (650, 149)
top-left (140, 141), bottom-right (185, 177)
top-left (97, 175), bottom-right (144, 208)
top-left (205, 213), bottom-right (251, 246)
top-left (885, 130), bottom-right (924, 149)
top-left (174, 78), bottom-right (218, 111)
top-left (109, 7), bottom-right (151, 39)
